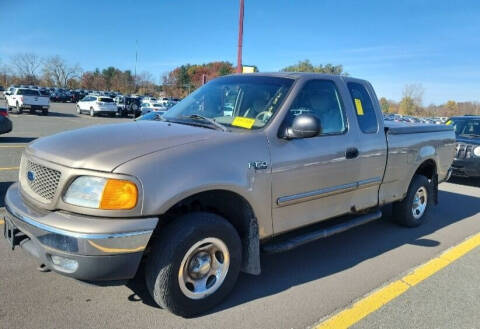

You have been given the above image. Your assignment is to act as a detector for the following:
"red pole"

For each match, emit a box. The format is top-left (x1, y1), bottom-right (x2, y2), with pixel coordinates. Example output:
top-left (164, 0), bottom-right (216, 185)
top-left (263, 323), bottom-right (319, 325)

top-left (236, 0), bottom-right (244, 73)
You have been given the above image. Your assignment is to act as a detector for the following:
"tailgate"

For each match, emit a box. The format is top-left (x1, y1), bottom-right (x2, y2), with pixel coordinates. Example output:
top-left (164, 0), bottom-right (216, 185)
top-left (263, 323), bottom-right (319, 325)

top-left (24, 95), bottom-right (49, 106)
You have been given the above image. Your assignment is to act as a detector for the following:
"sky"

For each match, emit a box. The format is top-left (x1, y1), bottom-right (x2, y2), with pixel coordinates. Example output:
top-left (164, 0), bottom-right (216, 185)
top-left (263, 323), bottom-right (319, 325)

top-left (1, 0), bottom-right (479, 104)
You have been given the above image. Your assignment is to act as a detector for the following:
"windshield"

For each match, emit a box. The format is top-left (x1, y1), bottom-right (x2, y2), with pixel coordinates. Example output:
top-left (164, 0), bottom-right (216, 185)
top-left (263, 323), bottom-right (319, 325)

top-left (448, 118), bottom-right (480, 136)
top-left (163, 75), bottom-right (293, 130)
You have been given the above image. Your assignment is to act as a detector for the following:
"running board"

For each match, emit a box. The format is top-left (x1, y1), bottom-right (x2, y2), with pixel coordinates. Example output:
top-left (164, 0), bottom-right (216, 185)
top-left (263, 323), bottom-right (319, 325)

top-left (262, 210), bottom-right (382, 254)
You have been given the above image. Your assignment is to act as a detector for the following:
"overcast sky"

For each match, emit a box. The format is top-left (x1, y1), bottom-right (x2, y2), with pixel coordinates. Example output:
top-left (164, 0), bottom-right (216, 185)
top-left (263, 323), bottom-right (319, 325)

top-left (1, 0), bottom-right (479, 104)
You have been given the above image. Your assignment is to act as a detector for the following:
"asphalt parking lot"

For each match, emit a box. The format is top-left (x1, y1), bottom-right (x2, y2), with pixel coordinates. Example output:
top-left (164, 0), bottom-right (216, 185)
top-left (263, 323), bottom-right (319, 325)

top-left (1, 101), bottom-right (480, 329)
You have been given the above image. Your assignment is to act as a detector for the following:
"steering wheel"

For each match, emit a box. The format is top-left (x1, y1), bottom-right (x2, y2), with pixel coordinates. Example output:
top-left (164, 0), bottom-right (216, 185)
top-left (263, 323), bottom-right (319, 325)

top-left (255, 111), bottom-right (272, 122)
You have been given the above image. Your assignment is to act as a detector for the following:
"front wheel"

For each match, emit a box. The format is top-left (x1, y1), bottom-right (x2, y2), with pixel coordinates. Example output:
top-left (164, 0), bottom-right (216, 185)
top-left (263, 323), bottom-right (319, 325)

top-left (76, 106), bottom-right (81, 114)
top-left (145, 212), bottom-right (242, 317)
top-left (393, 174), bottom-right (433, 227)
top-left (89, 108), bottom-right (95, 117)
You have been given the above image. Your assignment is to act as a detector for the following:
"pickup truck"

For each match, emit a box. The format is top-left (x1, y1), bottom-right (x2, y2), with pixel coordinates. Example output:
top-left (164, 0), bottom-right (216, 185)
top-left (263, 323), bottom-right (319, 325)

top-left (3, 73), bottom-right (455, 317)
top-left (5, 88), bottom-right (50, 115)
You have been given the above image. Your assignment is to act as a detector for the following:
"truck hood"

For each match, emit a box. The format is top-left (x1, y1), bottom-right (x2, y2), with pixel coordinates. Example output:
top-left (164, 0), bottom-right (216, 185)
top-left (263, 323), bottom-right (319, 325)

top-left (455, 136), bottom-right (480, 145)
top-left (26, 121), bottom-right (215, 172)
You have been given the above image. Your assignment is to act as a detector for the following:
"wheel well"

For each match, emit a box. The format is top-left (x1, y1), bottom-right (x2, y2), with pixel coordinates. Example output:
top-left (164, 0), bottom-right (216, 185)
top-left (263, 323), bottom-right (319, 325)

top-left (413, 159), bottom-right (438, 204)
top-left (147, 190), bottom-right (261, 275)
top-left (414, 159), bottom-right (436, 180)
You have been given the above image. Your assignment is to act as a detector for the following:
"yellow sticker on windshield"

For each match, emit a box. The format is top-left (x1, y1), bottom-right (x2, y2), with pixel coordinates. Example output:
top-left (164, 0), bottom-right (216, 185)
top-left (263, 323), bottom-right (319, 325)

top-left (232, 116), bottom-right (255, 129)
top-left (354, 98), bottom-right (364, 115)
top-left (445, 120), bottom-right (452, 125)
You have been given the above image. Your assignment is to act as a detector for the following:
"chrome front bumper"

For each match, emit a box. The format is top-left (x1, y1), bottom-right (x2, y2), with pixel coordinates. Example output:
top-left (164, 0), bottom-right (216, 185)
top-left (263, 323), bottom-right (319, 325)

top-left (4, 183), bottom-right (158, 280)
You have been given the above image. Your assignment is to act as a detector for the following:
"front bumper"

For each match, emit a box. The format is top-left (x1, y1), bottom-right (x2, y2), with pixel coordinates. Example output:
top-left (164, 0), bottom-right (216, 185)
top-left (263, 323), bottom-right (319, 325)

top-left (451, 158), bottom-right (480, 177)
top-left (3, 183), bottom-right (158, 281)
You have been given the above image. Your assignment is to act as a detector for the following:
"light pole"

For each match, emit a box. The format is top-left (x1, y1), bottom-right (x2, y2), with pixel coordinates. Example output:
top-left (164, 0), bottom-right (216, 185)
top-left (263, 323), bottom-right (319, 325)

top-left (236, 0), bottom-right (244, 73)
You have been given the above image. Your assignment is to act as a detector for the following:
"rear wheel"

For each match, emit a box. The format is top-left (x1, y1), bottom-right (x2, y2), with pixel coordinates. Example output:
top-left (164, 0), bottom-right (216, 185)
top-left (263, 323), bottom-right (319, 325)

top-left (76, 105), bottom-right (81, 114)
top-left (145, 212), bottom-right (242, 317)
top-left (16, 102), bottom-right (22, 114)
top-left (393, 174), bottom-right (432, 227)
top-left (42, 109), bottom-right (48, 116)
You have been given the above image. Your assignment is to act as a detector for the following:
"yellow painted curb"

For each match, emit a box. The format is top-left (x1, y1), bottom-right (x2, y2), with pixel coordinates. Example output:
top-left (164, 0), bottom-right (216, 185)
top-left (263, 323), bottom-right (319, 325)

top-left (314, 232), bottom-right (480, 329)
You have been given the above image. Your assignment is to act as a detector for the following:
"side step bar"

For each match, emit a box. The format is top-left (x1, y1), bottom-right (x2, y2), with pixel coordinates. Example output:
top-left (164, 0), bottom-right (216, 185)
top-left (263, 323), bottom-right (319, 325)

top-left (262, 210), bottom-right (382, 254)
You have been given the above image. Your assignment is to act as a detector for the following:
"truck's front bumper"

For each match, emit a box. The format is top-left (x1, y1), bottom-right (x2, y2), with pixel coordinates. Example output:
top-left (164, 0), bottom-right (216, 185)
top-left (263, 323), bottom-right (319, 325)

top-left (3, 183), bottom-right (158, 281)
top-left (451, 158), bottom-right (480, 177)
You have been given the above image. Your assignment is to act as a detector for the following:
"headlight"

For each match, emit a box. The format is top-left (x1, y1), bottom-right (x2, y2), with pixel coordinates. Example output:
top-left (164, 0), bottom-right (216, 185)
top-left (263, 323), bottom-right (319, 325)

top-left (474, 146), bottom-right (480, 157)
top-left (64, 176), bottom-right (138, 210)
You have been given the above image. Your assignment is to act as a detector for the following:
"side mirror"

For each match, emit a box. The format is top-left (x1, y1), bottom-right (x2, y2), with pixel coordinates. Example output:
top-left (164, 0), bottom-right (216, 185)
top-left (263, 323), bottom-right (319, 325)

top-left (283, 114), bottom-right (321, 139)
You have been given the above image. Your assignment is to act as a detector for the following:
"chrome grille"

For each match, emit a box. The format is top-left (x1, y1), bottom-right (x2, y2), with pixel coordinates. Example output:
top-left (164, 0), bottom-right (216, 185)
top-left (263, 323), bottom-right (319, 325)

top-left (455, 143), bottom-right (473, 159)
top-left (25, 160), bottom-right (61, 200)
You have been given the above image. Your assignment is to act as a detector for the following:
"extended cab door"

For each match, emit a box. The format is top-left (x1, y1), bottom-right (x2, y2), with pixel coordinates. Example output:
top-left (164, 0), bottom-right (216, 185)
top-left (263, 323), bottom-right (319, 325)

top-left (344, 79), bottom-right (387, 211)
top-left (269, 78), bottom-right (363, 234)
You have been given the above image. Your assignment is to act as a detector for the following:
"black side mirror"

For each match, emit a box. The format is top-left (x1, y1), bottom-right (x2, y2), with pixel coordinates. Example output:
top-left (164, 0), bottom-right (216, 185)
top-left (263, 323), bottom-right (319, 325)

top-left (283, 114), bottom-right (321, 139)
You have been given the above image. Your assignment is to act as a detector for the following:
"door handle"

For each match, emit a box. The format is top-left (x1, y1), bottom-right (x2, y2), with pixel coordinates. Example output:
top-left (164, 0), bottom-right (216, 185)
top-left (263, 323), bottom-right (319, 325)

top-left (346, 147), bottom-right (359, 159)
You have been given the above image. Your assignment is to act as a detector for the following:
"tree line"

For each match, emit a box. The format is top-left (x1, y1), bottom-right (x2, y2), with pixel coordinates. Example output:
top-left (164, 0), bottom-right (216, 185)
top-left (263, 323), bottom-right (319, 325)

top-left (1, 54), bottom-right (478, 116)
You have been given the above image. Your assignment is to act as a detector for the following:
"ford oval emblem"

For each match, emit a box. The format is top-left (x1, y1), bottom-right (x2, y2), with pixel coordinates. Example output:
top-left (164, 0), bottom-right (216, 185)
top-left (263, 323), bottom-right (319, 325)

top-left (27, 171), bottom-right (35, 182)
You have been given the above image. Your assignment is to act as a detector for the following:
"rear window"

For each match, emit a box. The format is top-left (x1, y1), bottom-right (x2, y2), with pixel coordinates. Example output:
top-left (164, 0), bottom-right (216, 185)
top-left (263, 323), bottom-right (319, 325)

top-left (347, 82), bottom-right (378, 134)
top-left (99, 97), bottom-right (114, 102)
top-left (17, 89), bottom-right (40, 96)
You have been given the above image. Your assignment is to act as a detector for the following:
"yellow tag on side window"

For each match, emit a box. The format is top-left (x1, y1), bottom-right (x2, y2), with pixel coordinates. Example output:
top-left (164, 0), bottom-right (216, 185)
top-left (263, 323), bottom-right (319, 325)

top-left (354, 98), bottom-right (364, 115)
top-left (445, 120), bottom-right (452, 125)
top-left (232, 116), bottom-right (255, 129)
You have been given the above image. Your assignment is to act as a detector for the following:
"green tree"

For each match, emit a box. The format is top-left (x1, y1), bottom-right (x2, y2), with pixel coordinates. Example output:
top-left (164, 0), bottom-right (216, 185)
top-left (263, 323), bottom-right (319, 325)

top-left (280, 60), bottom-right (346, 75)
top-left (379, 97), bottom-right (390, 113)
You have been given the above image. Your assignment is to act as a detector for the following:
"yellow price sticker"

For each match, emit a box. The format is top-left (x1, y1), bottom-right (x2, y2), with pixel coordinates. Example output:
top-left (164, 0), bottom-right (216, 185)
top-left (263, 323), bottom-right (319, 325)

top-left (354, 98), bottom-right (364, 115)
top-left (445, 120), bottom-right (452, 125)
top-left (232, 116), bottom-right (255, 129)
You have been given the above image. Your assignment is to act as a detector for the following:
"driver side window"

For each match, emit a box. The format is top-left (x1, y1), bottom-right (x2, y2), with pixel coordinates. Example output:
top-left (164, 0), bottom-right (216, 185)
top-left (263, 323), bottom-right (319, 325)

top-left (286, 80), bottom-right (346, 135)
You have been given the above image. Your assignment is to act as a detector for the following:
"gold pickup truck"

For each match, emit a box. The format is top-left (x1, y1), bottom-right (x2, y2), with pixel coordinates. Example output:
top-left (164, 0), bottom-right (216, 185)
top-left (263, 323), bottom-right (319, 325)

top-left (4, 73), bottom-right (455, 316)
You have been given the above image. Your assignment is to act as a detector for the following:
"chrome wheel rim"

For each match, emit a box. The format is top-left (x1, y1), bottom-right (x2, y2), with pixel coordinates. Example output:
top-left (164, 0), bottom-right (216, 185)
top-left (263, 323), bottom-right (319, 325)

top-left (178, 237), bottom-right (230, 300)
top-left (412, 186), bottom-right (427, 219)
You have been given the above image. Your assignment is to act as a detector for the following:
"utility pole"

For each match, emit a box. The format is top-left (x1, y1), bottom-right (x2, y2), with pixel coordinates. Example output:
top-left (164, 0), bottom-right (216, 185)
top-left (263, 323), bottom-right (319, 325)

top-left (236, 0), bottom-right (244, 73)
top-left (134, 40), bottom-right (138, 93)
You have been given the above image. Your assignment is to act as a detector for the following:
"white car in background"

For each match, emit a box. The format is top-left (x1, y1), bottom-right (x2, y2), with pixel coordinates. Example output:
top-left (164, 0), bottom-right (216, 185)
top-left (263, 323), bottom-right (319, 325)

top-left (140, 101), bottom-right (168, 115)
top-left (76, 95), bottom-right (117, 117)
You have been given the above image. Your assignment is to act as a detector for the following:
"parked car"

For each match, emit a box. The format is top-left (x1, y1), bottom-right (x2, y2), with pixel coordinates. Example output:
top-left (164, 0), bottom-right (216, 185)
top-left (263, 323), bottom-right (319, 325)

top-left (5, 88), bottom-right (49, 115)
top-left (0, 107), bottom-right (12, 135)
top-left (114, 95), bottom-right (141, 117)
top-left (447, 116), bottom-right (480, 178)
top-left (76, 95), bottom-right (117, 117)
top-left (140, 101), bottom-right (169, 115)
top-left (3, 73), bottom-right (455, 317)
top-left (135, 111), bottom-right (165, 121)
top-left (50, 92), bottom-right (69, 103)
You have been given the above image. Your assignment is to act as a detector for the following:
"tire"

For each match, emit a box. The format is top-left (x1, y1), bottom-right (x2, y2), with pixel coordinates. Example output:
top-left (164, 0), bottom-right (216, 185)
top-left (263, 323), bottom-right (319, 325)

top-left (89, 108), bottom-right (95, 117)
top-left (145, 212), bottom-right (242, 317)
top-left (16, 103), bottom-right (22, 114)
top-left (393, 174), bottom-right (433, 227)
top-left (76, 106), bottom-right (81, 114)
top-left (42, 109), bottom-right (48, 116)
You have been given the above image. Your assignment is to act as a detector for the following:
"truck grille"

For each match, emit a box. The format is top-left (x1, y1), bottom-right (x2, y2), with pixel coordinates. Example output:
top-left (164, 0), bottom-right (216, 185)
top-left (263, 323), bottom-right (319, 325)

top-left (24, 160), bottom-right (61, 200)
top-left (455, 143), bottom-right (473, 159)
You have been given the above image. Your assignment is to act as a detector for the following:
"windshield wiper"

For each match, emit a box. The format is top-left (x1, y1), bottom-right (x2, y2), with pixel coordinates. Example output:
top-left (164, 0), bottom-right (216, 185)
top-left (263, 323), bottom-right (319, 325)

top-left (181, 114), bottom-right (228, 131)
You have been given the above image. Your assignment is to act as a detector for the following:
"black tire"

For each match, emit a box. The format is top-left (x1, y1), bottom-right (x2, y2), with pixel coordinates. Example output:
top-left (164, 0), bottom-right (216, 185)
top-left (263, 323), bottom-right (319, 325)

top-left (393, 174), bottom-right (433, 227)
top-left (145, 212), bottom-right (242, 317)
top-left (42, 109), bottom-right (48, 116)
